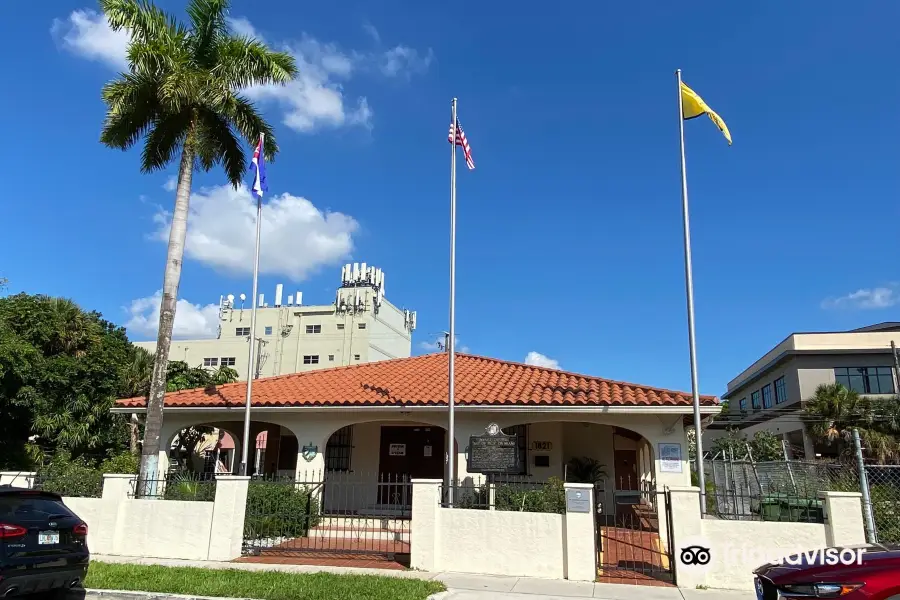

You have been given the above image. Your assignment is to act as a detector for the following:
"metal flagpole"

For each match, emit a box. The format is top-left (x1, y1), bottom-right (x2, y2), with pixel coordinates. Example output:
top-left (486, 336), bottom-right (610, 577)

top-left (447, 98), bottom-right (458, 506)
top-left (676, 70), bottom-right (707, 515)
top-left (240, 133), bottom-right (265, 477)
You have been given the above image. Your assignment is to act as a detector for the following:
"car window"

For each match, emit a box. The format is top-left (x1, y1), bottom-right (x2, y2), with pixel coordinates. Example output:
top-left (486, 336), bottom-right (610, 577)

top-left (0, 496), bottom-right (74, 519)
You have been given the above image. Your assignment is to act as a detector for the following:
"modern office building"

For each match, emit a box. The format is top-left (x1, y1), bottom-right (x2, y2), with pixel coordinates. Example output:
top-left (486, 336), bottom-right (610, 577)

top-left (135, 263), bottom-right (418, 379)
top-left (706, 322), bottom-right (900, 458)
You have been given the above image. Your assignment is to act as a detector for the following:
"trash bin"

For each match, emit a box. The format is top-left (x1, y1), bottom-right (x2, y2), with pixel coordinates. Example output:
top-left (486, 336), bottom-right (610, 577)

top-left (759, 493), bottom-right (788, 521)
top-left (785, 498), bottom-right (824, 523)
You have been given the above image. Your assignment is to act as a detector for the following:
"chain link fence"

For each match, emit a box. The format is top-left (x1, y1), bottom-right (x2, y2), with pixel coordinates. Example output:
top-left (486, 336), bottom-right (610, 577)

top-left (694, 457), bottom-right (900, 543)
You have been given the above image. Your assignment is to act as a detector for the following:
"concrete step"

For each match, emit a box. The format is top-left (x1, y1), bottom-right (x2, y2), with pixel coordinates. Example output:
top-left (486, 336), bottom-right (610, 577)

top-left (309, 526), bottom-right (406, 542)
top-left (319, 516), bottom-right (408, 529)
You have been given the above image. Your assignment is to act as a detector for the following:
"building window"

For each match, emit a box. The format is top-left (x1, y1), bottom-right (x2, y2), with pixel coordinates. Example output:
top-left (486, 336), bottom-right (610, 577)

top-left (235, 327), bottom-right (250, 336)
top-left (221, 357), bottom-right (236, 366)
top-left (751, 390), bottom-right (761, 410)
top-left (203, 357), bottom-right (218, 367)
top-left (305, 324), bottom-right (321, 334)
top-left (325, 426), bottom-right (353, 472)
top-left (761, 384), bottom-right (773, 409)
top-left (264, 326), bottom-right (273, 335)
top-left (774, 377), bottom-right (787, 404)
top-left (501, 425), bottom-right (528, 476)
top-left (354, 354), bottom-right (360, 361)
top-left (739, 398), bottom-right (747, 412)
top-left (328, 355), bottom-right (335, 361)
top-left (303, 355), bottom-right (319, 365)
top-left (358, 323), bottom-right (367, 329)
top-left (337, 323), bottom-right (345, 330)
top-left (835, 367), bottom-right (895, 394)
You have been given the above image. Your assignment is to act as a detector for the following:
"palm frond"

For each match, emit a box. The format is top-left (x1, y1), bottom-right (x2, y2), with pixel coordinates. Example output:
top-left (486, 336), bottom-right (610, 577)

top-left (195, 109), bottom-right (245, 185)
top-left (100, 75), bottom-right (160, 150)
top-left (187, 0), bottom-right (230, 67)
top-left (214, 36), bottom-right (297, 89)
top-left (141, 111), bottom-right (193, 172)
top-left (100, 0), bottom-right (171, 44)
top-left (220, 94), bottom-right (276, 155)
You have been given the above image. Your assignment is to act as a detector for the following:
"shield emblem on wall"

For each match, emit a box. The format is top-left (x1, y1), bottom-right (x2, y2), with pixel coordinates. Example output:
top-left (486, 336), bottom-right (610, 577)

top-left (301, 444), bottom-right (318, 462)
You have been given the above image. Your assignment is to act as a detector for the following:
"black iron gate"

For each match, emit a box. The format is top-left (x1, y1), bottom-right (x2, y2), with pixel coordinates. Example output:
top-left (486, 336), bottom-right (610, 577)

top-left (595, 482), bottom-right (675, 585)
top-left (242, 471), bottom-right (412, 562)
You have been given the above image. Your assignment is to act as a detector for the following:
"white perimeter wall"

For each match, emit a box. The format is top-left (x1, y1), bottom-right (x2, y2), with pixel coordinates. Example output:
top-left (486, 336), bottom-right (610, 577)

top-left (6, 474), bottom-right (251, 563)
top-left (669, 487), bottom-right (866, 591)
top-left (437, 508), bottom-right (565, 579)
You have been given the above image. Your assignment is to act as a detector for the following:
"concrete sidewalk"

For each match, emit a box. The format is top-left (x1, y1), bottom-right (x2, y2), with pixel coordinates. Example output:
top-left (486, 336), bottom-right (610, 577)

top-left (93, 555), bottom-right (755, 600)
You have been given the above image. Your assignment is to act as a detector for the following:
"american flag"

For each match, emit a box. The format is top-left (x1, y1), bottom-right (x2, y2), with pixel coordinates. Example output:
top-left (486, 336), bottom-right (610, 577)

top-left (448, 118), bottom-right (475, 170)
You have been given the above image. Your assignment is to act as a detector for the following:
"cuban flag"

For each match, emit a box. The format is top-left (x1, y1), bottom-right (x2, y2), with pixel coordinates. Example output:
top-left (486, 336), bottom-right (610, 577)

top-left (250, 134), bottom-right (267, 199)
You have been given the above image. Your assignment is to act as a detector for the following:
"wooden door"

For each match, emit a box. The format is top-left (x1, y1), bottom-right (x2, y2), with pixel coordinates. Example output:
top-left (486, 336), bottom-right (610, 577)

top-left (614, 449), bottom-right (639, 491)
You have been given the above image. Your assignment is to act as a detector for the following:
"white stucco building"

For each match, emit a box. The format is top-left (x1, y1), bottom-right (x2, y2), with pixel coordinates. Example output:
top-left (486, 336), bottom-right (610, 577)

top-left (135, 263), bottom-right (417, 379)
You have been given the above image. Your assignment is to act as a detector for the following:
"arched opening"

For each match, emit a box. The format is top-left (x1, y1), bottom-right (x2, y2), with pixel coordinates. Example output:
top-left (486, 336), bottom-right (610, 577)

top-left (164, 419), bottom-right (296, 477)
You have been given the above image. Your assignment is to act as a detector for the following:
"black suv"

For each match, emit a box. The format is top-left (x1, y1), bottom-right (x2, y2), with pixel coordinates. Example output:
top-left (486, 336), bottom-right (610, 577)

top-left (0, 486), bottom-right (89, 597)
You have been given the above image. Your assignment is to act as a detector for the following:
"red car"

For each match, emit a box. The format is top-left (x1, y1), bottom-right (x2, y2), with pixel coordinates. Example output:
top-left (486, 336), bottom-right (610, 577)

top-left (754, 544), bottom-right (900, 599)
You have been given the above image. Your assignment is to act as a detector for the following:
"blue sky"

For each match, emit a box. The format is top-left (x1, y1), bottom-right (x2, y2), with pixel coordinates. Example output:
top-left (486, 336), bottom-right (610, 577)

top-left (1, 0), bottom-right (898, 398)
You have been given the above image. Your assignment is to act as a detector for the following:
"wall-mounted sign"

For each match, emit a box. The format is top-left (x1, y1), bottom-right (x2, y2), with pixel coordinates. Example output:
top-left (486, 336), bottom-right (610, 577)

top-left (530, 441), bottom-right (553, 451)
top-left (565, 489), bottom-right (591, 513)
top-left (659, 443), bottom-right (683, 473)
top-left (389, 443), bottom-right (407, 456)
top-left (467, 423), bottom-right (519, 474)
top-left (301, 444), bottom-right (318, 462)
top-left (424, 445), bottom-right (433, 457)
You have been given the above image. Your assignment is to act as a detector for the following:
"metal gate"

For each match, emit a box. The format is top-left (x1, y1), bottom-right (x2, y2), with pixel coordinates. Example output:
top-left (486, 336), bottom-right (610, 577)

top-left (242, 471), bottom-right (412, 562)
top-left (595, 482), bottom-right (675, 585)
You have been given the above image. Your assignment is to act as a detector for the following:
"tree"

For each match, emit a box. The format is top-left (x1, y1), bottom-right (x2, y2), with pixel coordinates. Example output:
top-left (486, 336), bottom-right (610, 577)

top-left (99, 0), bottom-right (297, 481)
top-left (804, 383), bottom-right (900, 464)
top-left (0, 294), bottom-right (133, 468)
top-left (710, 428), bottom-right (784, 461)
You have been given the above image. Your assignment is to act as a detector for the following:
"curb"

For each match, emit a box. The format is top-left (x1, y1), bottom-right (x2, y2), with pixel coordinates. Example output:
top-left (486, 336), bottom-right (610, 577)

top-left (86, 589), bottom-right (260, 600)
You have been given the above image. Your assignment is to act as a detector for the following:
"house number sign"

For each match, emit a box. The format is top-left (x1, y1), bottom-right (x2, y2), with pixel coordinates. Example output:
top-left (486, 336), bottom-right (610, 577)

top-left (530, 441), bottom-right (553, 451)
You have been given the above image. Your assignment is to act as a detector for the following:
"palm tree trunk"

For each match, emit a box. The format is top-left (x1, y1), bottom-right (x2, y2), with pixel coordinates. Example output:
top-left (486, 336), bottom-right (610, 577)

top-left (139, 141), bottom-right (195, 488)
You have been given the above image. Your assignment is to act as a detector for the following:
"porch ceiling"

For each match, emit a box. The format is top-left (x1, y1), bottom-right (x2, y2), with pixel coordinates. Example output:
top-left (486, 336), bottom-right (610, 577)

top-left (116, 352), bottom-right (720, 411)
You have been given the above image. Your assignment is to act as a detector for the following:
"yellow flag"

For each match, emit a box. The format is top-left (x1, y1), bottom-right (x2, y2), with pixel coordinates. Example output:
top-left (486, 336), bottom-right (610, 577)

top-left (680, 82), bottom-right (732, 145)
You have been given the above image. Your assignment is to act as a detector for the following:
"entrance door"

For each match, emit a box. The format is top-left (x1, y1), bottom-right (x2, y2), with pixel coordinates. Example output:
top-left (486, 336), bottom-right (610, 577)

top-left (614, 450), bottom-right (639, 491)
top-left (378, 426), bottom-right (445, 505)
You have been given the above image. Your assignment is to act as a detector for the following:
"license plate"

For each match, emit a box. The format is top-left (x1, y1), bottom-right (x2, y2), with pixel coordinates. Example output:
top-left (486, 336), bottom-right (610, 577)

top-left (38, 531), bottom-right (59, 545)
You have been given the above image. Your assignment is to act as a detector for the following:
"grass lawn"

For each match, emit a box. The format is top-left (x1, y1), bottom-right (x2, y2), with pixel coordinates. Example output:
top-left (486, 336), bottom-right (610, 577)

top-left (85, 562), bottom-right (445, 600)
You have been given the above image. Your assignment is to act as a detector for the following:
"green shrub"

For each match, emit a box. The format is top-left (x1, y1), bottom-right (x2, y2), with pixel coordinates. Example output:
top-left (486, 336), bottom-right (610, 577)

top-left (495, 477), bottom-right (565, 514)
top-left (99, 452), bottom-right (139, 474)
top-left (244, 482), bottom-right (321, 539)
top-left (162, 473), bottom-right (217, 502)
top-left (35, 451), bottom-right (103, 498)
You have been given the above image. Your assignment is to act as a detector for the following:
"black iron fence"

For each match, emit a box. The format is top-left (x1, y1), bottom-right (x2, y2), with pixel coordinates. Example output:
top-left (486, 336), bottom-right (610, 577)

top-left (596, 482), bottom-right (674, 585)
top-left (130, 471), bottom-right (218, 501)
top-left (442, 475), bottom-right (566, 514)
top-left (242, 470), bottom-right (412, 561)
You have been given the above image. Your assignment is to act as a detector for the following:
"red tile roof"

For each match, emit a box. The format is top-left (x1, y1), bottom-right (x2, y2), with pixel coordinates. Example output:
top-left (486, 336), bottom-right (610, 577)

top-left (116, 353), bottom-right (718, 409)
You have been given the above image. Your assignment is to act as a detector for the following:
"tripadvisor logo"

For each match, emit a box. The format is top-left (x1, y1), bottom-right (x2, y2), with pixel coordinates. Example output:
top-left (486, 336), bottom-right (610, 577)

top-left (677, 539), bottom-right (865, 570)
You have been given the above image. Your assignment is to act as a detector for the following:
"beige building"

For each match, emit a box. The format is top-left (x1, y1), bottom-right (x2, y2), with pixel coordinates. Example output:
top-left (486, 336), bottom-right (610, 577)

top-left (706, 322), bottom-right (900, 457)
top-left (136, 263), bottom-right (417, 379)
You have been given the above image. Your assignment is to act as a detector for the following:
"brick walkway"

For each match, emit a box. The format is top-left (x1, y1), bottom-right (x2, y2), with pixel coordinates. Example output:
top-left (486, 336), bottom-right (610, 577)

top-left (238, 535), bottom-right (410, 570)
top-left (596, 504), bottom-right (674, 587)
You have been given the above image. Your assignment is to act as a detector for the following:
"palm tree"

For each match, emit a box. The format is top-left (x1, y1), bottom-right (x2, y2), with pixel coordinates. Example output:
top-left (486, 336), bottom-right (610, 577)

top-left (804, 383), bottom-right (900, 463)
top-left (99, 0), bottom-right (297, 483)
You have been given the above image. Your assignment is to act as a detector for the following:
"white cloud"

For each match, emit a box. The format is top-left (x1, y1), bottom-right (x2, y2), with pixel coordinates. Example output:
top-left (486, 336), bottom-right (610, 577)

top-left (419, 335), bottom-right (469, 353)
top-left (125, 291), bottom-right (220, 340)
top-left (51, 9), bottom-right (128, 69)
top-left (163, 176), bottom-right (177, 192)
top-left (822, 285), bottom-right (900, 310)
top-left (51, 10), bottom-right (430, 135)
top-left (524, 351), bottom-right (560, 369)
top-left (150, 184), bottom-right (358, 280)
top-left (244, 35), bottom-right (372, 132)
top-left (379, 45), bottom-right (433, 78)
